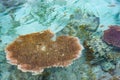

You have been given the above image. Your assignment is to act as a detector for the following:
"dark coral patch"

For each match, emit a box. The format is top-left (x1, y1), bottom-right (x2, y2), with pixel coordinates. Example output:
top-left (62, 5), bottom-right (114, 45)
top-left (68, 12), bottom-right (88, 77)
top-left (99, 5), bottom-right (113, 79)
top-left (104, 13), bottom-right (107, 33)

top-left (103, 25), bottom-right (120, 48)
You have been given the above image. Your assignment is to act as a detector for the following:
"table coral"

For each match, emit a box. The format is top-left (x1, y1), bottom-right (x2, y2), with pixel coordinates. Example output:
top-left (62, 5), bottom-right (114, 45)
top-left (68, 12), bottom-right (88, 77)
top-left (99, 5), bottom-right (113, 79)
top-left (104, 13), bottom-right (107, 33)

top-left (103, 25), bottom-right (120, 48)
top-left (5, 30), bottom-right (83, 74)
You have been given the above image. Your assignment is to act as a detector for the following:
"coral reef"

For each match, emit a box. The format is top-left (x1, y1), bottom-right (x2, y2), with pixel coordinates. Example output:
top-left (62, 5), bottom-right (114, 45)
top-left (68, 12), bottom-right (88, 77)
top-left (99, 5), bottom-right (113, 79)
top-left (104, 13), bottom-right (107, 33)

top-left (103, 25), bottom-right (120, 48)
top-left (83, 32), bottom-right (120, 72)
top-left (47, 57), bottom-right (115, 80)
top-left (0, 0), bottom-right (120, 80)
top-left (57, 11), bottom-right (99, 40)
top-left (5, 30), bottom-right (83, 74)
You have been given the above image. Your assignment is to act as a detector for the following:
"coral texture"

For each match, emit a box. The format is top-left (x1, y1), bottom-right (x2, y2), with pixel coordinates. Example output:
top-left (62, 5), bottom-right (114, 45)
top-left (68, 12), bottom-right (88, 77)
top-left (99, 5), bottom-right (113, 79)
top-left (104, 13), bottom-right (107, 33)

top-left (103, 25), bottom-right (120, 48)
top-left (5, 30), bottom-right (83, 74)
top-left (83, 32), bottom-right (120, 72)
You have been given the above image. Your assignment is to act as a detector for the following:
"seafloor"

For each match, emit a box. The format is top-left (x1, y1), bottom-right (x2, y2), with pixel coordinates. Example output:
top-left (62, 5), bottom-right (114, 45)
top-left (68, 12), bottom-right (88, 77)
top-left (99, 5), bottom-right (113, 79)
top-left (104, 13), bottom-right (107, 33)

top-left (0, 0), bottom-right (120, 80)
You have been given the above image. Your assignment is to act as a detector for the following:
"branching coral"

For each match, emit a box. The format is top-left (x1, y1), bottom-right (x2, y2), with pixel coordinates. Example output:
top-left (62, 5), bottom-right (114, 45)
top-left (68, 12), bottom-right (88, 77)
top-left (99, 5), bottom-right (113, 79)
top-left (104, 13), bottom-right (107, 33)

top-left (83, 32), bottom-right (120, 71)
top-left (5, 30), bottom-right (83, 74)
top-left (103, 25), bottom-right (120, 48)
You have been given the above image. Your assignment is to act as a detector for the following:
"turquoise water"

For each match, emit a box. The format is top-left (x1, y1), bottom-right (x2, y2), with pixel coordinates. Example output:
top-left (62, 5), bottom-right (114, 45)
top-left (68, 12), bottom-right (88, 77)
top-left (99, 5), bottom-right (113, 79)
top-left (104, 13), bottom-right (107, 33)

top-left (0, 0), bottom-right (120, 80)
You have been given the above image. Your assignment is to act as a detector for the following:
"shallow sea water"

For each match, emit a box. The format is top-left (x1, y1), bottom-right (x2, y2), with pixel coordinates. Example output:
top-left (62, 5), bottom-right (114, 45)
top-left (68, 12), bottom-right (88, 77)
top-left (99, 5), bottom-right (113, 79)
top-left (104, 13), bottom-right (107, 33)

top-left (0, 0), bottom-right (120, 80)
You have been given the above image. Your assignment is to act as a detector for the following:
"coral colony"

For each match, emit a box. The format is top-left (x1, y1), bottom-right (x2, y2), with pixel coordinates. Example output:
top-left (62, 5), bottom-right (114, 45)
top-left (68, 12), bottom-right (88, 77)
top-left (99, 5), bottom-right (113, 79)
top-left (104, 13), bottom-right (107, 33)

top-left (5, 30), bottom-right (83, 74)
top-left (103, 25), bottom-right (120, 48)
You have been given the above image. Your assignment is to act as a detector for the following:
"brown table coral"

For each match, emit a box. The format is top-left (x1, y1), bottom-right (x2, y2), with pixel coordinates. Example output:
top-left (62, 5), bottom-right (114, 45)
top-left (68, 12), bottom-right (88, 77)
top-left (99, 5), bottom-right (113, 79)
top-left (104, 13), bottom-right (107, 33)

top-left (5, 30), bottom-right (83, 74)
